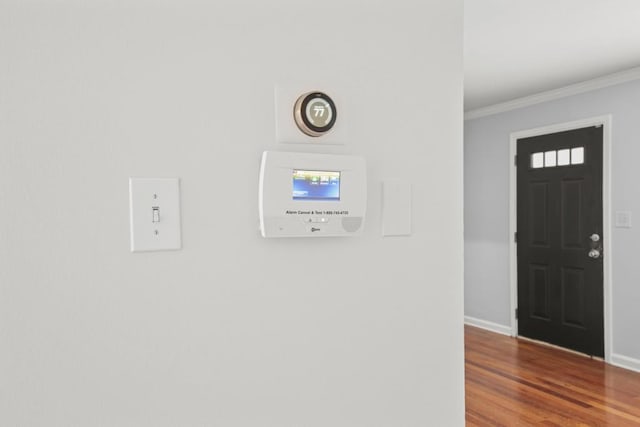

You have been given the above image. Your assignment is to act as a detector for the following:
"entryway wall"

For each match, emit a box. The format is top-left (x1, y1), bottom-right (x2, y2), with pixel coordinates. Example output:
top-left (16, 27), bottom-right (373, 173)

top-left (464, 72), bottom-right (640, 372)
top-left (0, 1), bottom-right (465, 425)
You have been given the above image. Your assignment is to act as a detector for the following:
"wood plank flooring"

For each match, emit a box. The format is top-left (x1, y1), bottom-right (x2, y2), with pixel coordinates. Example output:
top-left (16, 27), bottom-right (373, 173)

top-left (465, 325), bottom-right (640, 426)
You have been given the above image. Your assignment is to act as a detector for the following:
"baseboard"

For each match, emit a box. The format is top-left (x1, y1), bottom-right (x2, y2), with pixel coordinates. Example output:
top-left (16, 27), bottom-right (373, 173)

top-left (464, 316), bottom-right (512, 336)
top-left (610, 353), bottom-right (640, 373)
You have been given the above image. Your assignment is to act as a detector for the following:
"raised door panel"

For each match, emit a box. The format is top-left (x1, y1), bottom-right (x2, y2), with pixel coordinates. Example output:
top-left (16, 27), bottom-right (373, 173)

top-left (529, 182), bottom-right (550, 247)
top-left (561, 179), bottom-right (584, 250)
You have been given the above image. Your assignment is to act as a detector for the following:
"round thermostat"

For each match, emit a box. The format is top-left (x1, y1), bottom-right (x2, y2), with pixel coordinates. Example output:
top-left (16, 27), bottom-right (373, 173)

top-left (293, 91), bottom-right (337, 137)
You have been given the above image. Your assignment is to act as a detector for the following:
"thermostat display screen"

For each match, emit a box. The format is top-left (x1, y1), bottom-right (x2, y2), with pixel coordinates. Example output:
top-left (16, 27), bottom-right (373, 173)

top-left (292, 170), bottom-right (340, 200)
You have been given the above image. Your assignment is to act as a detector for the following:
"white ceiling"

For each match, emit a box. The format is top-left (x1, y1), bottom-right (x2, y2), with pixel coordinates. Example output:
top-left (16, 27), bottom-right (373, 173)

top-left (464, 0), bottom-right (640, 111)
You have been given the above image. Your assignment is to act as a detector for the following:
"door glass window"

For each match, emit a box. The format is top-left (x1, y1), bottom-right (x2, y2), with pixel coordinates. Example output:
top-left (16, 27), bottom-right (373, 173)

top-left (531, 152), bottom-right (544, 168)
top-left (571, 147), bottom-right (584, 165)
top-left (544, 151), bottom-right (557, 167)
top-left (557, 149), bottom-right (570, 166)
top-left (529, 147), bottom-right (585, 169)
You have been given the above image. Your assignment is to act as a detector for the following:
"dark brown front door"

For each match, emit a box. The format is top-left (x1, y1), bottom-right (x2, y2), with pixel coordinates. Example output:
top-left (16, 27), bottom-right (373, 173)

top-left (517, 126), bottom-right (604, 357)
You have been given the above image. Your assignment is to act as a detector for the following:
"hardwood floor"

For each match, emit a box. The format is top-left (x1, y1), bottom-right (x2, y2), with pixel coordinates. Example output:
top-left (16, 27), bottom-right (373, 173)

top-left (465, 325), bottom-right (640, 426)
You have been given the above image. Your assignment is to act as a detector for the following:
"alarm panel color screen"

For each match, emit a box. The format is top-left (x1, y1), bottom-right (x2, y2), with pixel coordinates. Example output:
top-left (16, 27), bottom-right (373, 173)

top-left (292, 170), bottom-right (340, 200)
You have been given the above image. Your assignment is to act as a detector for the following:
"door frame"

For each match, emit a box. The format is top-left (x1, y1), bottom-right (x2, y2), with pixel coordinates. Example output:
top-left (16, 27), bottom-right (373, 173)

top-left (509, 115), bottom-right (612, 362)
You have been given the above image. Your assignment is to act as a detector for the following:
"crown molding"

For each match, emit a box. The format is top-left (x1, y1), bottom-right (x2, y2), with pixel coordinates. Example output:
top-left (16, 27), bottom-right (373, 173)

top-left (465, 66), bottom-right (640, 121)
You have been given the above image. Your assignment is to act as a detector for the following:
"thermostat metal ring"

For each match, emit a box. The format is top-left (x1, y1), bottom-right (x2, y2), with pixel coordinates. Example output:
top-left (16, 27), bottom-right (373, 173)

top-left (293, 91), bottom-right (337, 137)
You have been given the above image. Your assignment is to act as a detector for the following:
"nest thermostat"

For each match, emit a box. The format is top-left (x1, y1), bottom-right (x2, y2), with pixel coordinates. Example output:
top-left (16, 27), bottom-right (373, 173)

top-left (293, 91), bottom-right (337, 137)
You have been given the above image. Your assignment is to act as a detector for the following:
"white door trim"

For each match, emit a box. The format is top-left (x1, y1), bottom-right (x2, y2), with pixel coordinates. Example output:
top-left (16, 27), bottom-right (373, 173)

top-left (509, 115), bottom-right (612, 362)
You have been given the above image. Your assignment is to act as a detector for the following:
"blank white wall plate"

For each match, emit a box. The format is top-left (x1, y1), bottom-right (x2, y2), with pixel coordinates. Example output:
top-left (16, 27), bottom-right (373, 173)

top-left (129, 178), bottom-right (181, 252)
top-left (615, 210), bottom-right (632, 228)
top-left (382, 179), bottom-right (412, 236)
top-left (274, 84), bottom-right (348, 145)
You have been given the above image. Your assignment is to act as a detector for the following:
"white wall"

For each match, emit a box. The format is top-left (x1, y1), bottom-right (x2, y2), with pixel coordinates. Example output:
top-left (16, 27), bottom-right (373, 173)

top-left (0, 1), bottom-right (465, 426)
top-left (465, 79), bottom-right (640, 369)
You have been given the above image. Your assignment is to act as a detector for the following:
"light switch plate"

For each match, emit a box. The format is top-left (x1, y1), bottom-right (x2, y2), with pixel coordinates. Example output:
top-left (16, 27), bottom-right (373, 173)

top-left (129, 178), bottom-right (181, 252)
top-left (615, 210), bottom-right (632, 228)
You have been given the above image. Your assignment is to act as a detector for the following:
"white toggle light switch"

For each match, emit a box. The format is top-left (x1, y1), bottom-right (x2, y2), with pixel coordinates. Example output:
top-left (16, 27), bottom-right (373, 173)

top-left (129, 178), bottom-right (181, 252)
